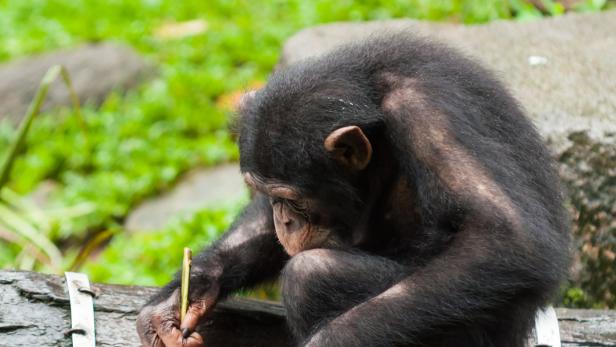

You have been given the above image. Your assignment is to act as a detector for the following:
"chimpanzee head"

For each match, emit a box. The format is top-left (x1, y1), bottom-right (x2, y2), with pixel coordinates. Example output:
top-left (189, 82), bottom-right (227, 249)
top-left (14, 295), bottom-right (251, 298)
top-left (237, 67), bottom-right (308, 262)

top-left (236, 67), bottom-right (383, 255)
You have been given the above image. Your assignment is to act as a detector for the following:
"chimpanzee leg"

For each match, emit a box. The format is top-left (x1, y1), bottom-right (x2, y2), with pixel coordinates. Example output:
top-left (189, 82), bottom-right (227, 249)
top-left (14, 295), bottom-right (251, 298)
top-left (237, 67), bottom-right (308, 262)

top-left (280, 248), bottom-right (406, 342)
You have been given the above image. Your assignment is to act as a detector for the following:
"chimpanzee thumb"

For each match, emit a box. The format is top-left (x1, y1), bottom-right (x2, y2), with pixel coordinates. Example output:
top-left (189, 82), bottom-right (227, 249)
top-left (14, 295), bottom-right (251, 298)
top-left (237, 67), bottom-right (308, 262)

top-left (180, 297), bottom-right (215, 338)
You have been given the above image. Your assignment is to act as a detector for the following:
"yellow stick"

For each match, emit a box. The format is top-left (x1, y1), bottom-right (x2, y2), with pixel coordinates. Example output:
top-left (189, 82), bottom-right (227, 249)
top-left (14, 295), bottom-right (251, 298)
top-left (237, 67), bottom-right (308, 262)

top-left (180, 247), bottom-right (192, 324)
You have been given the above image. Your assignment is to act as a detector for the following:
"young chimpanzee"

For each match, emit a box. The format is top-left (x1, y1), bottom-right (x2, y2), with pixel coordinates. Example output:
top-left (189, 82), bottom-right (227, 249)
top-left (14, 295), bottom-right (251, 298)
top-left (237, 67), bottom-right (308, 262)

top-left (137, 34), bottom-right (570, 347)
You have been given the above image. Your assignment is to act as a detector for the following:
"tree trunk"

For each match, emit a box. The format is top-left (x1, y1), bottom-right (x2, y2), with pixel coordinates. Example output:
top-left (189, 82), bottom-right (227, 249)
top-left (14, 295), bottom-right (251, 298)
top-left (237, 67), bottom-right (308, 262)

top-left (0, 270), bottom-right (290, 347)
top-left (0, 270), bottom-right (614, 347)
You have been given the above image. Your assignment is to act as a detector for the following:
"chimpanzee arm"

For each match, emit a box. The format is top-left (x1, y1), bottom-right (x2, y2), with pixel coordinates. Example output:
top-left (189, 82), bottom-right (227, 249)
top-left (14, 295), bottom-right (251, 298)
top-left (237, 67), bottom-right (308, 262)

top-left (162, 192), bottom-right (286, 302)
top-left (137, 193), bottom-right (286, 346)
top-left (189, 192), bottom-right (286, 297)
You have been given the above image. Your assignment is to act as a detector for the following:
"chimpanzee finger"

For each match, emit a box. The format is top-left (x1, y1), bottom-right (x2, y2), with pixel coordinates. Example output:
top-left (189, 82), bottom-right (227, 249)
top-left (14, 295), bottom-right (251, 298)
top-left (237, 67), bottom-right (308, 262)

top-left (156, 325), bottom-right (204, 347)
top-left (137, 305), bottom-right (166, 347)
top-left (156, 325), bottom-right (182, 347)
top-left (151, 311), bottom-right (203, 347)
top-left (139, 325), bottom-right (166, 347)
top-left (181, 331), bottom-right (205, 347)
top-left (150, 335), bottom-right (167, 347)
top-left (179, 297), bottom-right (213, 336)
top-left (150, 312), bottom-right (185, 347)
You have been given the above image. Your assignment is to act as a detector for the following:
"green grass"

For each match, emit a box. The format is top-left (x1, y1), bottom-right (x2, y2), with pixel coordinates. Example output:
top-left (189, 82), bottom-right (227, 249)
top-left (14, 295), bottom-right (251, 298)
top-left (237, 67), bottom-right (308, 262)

top-left (0, 0), bottom-right (612, 285)
top-left (83, 204), bottom-right (242, 286)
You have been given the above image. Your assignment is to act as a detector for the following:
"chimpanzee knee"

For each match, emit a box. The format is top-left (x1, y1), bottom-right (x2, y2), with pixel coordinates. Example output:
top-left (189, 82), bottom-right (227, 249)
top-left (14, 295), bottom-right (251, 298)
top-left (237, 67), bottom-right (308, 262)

top-left (281, 249), bottom-right (404, 341)
top-left (281, 249), bottom-right (343, 340)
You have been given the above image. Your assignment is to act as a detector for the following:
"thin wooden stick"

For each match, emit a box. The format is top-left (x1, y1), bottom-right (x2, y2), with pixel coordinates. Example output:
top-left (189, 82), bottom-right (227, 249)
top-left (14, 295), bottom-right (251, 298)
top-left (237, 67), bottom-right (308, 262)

top-left (180, 247), bottom-right (192, 324)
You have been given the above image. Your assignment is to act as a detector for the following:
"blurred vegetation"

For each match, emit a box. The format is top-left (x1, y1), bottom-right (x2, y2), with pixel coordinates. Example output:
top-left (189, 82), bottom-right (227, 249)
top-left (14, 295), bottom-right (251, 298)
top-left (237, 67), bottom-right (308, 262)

top-left (559, 132), bottom-right (616, 308)
top-left (82, 205), bottom-right (242, 286)
top-left (0, 64), bottom-right (90, 273)
top-left (0, 0), bottom-right (614, 306)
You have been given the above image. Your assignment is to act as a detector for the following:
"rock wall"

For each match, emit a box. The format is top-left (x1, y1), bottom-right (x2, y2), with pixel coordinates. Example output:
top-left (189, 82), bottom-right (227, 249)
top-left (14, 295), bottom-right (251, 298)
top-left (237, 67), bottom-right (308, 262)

top-left (281, 10), bottom-right (616, 149)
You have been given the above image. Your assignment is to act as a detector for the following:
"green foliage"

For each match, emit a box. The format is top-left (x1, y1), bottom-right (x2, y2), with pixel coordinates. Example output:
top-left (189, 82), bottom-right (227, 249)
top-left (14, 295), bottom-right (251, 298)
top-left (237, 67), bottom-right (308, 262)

top-left (0, 65), bottom-right (92, 272)
top-left (0, 188), bottom-right (95, 272)
top-left (561, 286), bottom-right (593, 308)
top-left (2, 0), bottom-right (608, 63)
top-left (575, 0), bottom-right (609, 11)
top-left (84, 205), bottom-right (241, 286)
top-left (1, 86), bottom-right (237, 235)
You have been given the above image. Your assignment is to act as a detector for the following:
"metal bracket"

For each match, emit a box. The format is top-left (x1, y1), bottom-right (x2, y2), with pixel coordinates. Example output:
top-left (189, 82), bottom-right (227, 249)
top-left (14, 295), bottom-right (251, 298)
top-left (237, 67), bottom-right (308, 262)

top-left (533, 306), bottom-right (561, 347)
top-left (65, 272), bottom-right (96, 347)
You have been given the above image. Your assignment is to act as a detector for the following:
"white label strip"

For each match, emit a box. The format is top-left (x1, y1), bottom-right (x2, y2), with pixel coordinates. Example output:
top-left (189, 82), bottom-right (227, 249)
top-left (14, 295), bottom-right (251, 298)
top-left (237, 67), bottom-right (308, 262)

top-left (65, 272), bottom-right (96, 347)
top-left (534, 306), bottom-right (561, 347)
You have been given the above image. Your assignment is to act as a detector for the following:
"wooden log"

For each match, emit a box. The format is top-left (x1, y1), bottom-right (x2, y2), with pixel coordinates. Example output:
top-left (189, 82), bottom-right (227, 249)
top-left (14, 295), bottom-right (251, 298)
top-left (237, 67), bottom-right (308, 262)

top-left (0, 270), bottom-right (291, 347)
top-left (0, 270), bottom-right (614, 347)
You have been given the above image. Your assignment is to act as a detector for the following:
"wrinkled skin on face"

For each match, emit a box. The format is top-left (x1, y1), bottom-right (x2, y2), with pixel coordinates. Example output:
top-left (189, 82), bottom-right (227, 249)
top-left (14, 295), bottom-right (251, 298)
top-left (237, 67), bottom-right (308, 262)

top-left (241, 126), bottom-right (375, 256)
top-left (244, 173), bottom-right (340, 256)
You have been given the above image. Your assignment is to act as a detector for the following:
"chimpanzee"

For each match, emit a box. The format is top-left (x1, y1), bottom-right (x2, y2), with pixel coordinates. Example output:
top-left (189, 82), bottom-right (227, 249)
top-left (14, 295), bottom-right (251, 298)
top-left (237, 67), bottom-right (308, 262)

top-left (137, 34), bottom-right (570, 347)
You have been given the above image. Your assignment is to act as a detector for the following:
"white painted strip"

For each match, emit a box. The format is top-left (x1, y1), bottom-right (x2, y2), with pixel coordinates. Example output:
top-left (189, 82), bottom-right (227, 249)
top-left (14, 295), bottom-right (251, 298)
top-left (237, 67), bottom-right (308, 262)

top-left (65, 272), bottom-right (96, 347)
top-left (534, 306), bottom-right (561, 347)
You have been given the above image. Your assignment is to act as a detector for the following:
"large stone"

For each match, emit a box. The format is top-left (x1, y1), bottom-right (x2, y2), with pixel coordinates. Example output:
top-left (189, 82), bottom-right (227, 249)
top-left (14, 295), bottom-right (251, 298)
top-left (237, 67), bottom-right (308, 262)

top-left (125, 164), bottom-right (247, 232)
top-left (280, 10), bottom-right (616, 148)
top-left (0, 42), bottom-right (155, 124)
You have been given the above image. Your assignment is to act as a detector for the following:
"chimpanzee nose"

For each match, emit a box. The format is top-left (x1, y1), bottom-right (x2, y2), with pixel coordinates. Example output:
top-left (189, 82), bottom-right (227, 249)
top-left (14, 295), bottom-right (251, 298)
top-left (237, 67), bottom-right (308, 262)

top-left (277, 204), bottom-right (292, 225)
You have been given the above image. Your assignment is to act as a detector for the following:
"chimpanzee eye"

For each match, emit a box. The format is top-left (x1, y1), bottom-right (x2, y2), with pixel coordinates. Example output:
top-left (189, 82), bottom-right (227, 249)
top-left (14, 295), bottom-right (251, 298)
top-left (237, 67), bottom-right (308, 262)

top-left (270, 197), bottom-right (284, 206)
top-left (288, 202), bottom-right (310, 222)
top-left (286, 200), bottom-right (308, 214)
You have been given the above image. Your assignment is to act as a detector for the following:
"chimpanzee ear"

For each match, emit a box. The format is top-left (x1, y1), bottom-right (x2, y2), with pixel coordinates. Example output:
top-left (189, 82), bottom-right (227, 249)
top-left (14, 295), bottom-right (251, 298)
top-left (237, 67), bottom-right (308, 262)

top-left (324, 126), bottom-right (372, 171)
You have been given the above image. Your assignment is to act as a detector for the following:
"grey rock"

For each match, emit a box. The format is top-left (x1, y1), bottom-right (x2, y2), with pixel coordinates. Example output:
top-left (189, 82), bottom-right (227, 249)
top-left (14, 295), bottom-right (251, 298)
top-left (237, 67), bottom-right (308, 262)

top-left (0, 42), bottom-right (155, 124)
top-left (281, 10), bottom-right (616, 149)
top-left (125, 164), bottom-right (247, 232)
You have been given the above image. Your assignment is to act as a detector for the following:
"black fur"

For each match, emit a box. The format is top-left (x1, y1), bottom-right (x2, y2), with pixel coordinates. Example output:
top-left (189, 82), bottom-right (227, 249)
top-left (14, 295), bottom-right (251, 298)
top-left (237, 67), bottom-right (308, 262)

top-left (152, 33), bottom-right (570, 347)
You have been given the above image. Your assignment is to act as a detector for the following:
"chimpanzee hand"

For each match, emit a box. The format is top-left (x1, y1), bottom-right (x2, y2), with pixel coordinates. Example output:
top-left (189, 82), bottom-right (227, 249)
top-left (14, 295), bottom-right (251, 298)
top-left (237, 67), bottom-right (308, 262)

top-left (137, 194), bottom-right (285, 345)
top-left (137, 281), bottom-right (220, 347)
